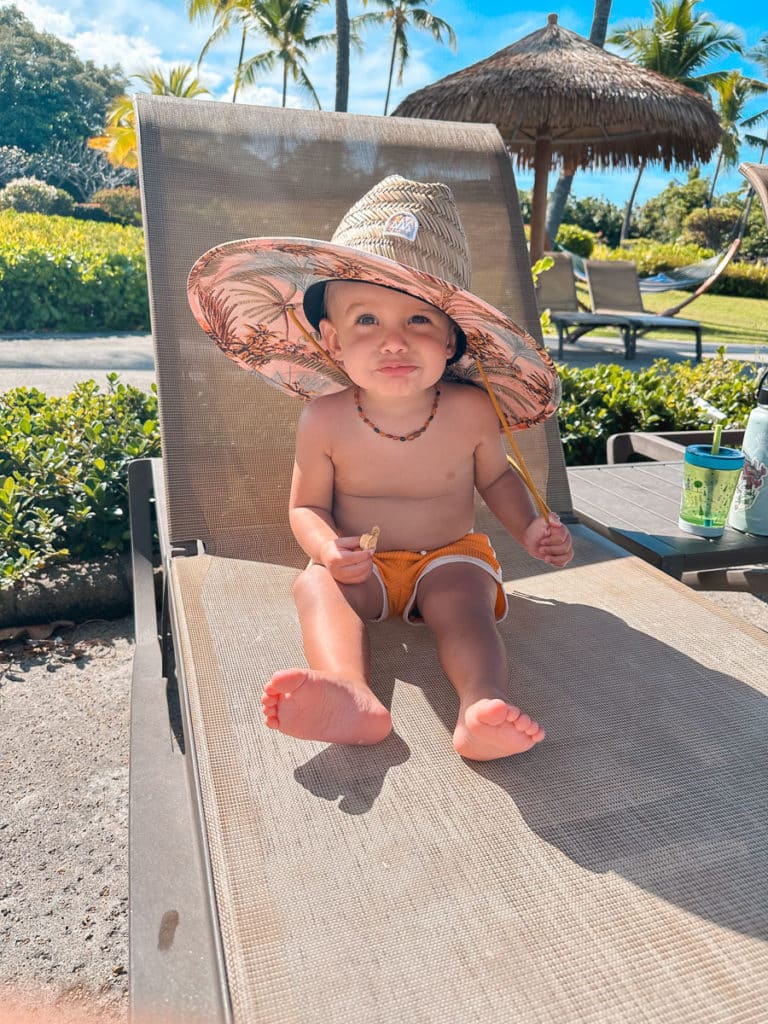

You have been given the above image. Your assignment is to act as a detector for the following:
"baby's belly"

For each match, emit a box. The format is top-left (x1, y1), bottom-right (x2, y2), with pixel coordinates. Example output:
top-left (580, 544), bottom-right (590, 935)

top-left (334, 491), bottom-right (477, 551)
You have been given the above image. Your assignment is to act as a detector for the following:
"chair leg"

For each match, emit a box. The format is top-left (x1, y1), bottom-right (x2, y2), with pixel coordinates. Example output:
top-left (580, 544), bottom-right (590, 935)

top-left (622, 325), bottom-right (636, 360)
top-left (694, 327), bottom-right (702, 362)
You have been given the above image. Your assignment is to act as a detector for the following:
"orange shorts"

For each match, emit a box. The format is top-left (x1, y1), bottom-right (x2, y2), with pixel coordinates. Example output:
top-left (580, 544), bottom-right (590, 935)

top-left (371, 532), bottom-right (508, 624)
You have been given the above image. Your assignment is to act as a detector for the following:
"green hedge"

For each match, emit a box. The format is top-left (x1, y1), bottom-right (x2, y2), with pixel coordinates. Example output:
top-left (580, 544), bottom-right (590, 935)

top-left (0, 210), bottom-right (150, 331)
top-left (0, 378), bottom-right (160, 586)
top-left (1, 357), bottom-right (760, 588)
top-left (558, 353), bottom-right (757, 465)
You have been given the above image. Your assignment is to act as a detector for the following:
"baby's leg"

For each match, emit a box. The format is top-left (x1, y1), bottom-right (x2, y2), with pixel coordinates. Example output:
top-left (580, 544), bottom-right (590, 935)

top-left (416, 564), bottom-right (544, 761)
top-left (263, 564), bottom-right (391, 745)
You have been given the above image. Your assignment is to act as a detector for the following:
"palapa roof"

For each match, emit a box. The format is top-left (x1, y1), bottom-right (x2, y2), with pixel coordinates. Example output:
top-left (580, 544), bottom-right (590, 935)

top-left (392, 14), bottom-right (721, 171)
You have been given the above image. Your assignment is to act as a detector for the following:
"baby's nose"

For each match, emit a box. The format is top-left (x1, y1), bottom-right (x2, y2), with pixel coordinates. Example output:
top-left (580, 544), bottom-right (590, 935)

top-left (381, 328), bottom-right (407, 350)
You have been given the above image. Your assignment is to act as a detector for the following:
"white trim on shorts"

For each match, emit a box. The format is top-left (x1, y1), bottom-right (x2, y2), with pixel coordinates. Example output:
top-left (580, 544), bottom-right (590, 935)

top-left (371, 553), bottom-right (508, 625)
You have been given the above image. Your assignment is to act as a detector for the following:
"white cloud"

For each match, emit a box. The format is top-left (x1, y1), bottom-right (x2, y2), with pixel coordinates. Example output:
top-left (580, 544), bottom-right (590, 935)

top-left (69, 29), bottom-right (164, 73)
top-left (5, 0), bottom-right (73, 36)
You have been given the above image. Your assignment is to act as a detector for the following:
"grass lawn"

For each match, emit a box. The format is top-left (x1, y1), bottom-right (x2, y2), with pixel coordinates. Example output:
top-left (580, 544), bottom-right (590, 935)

top-left (639, 290), bottom-right (768, 348)
top-left (550, 286), bottom-right (768, 352)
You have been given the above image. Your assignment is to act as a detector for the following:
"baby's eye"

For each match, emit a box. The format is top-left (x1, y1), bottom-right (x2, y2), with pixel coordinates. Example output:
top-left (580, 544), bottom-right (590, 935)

top-left (357, 314), bottom-right (377, 325)
top-left (409, 314), bottom-right (432, 324)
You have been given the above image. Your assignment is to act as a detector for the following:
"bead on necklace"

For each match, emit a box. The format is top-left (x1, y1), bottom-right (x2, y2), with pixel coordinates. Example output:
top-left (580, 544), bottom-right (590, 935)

top-left (354, 385), bottom-right (441, 442)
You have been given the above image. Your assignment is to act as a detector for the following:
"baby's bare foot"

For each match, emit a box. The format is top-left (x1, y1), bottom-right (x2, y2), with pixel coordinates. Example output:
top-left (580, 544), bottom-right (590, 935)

top-left (262, 669), bottom-right (392, 746)
top-left (453, 698), bottom-right (545, 761)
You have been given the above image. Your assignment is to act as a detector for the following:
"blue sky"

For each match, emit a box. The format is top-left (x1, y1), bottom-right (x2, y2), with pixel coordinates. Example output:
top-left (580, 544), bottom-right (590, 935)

top-left (6, 0), bottom-right (768, 209)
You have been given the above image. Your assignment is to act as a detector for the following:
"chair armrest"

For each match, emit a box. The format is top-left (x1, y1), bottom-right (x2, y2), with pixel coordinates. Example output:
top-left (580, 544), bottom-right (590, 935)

top-left (608, 430), bottom-right (745, 464)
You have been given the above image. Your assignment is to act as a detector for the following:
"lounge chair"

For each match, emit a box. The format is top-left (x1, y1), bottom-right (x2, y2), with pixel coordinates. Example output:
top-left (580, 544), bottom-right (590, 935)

top-left (129, 95), bottom-right (768, 1023)
top-left (535, 251), bottom-right (635, 358)
top-left (585, 258), bottom-right (703, 361)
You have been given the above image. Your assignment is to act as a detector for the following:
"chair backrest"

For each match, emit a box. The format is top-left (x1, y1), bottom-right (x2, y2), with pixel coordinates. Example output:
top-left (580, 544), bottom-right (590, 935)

top-left (740, 162), bottom-right (768, 225)
top-left (535, 251), bottom-right (580, 312)
top-left (135, 95), bottom-right (572, 564)
top-left (585, 258), bottom-right (645, 314)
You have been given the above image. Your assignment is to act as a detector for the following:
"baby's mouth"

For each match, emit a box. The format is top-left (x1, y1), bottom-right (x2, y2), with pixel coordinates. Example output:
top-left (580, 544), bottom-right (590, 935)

top-left (377, 364), bottom-right (417, 376)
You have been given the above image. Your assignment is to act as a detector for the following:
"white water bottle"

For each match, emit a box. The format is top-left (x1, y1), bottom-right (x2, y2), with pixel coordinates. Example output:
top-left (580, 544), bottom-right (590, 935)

top-left (728, 367), bottom-right (768, 536)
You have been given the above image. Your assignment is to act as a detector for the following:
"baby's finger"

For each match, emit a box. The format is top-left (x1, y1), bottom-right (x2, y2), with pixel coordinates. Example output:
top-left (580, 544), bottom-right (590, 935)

top-left (336, 535), bottom-right (364, 551)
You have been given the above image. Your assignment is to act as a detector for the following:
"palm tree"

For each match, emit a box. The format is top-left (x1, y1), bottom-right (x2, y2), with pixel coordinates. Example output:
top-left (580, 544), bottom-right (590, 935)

top-left (189, 0), bottom-right (262, 103)
top-left (609, 0), bottom-right (742, 241)
top-left (707, 71), bottom-right (768, 203)
top-left (743, 35), bottom-right (768, 161)
top-left (545, 0), bottom-right (614, 246)
top-left (230, 0), bottom-right (335, 108)
top-left (362, 0), bottom-right (456, 115)
top-left (335, 0), bottom-right (350, 111)
top-left (88, 65), bottom-right (211, 169)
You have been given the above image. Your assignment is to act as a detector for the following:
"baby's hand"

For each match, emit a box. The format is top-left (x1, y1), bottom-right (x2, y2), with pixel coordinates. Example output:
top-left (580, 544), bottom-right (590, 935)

top-left (320, 536), bottom-right (374, 584)
top-left (522, 514), bottom-right (573, 567)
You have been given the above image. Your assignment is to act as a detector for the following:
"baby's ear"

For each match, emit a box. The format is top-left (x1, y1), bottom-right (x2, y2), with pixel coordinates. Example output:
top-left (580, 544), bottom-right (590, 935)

top-left (446, 325), bottom-right (458, 358)
top-left (319, 317), bottom-right (342, 358)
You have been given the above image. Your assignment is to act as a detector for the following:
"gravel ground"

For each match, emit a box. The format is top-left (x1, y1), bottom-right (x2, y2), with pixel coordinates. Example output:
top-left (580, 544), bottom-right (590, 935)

top-left (1, 618), bottom-right (132, 1024)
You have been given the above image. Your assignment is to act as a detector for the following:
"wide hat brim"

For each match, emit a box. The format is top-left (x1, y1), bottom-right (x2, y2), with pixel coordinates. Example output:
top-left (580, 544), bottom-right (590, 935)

top-left (187, 237), bottom-right (561, 431)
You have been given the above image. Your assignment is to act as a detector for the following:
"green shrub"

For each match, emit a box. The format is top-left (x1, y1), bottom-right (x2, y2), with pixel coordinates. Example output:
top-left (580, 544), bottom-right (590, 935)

top-left (592, 239), bottom-right (713, 275)
top-left (0, 378), bottom-right (160, 587)
top-left (0, 209), bottom-right (149, 331)
top-left (557, 353), bottom-right (757, 465)
top-left (556, 223), bottom-right (596, 258)
top-left (90, 185), bottom-right (142, 225)
top-left (72, 202), bottom-right (113, 222)
top-left (0, 176), bottom-right (74, 216)
top-left (681, 206), bottom-right (741, 251)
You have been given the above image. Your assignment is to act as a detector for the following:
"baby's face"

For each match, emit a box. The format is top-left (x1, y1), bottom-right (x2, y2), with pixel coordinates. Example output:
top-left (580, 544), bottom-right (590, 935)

top-left (319, 281), bottom-right (457, 395)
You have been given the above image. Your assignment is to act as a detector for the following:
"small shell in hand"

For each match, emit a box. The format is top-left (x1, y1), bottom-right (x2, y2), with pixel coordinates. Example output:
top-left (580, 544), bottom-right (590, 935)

top-left (359, 526), bottom-right (380, 552)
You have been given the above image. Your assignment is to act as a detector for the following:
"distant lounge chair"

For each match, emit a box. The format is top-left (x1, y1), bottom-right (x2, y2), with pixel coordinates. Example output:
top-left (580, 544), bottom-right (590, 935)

top-left (535, 252), bottom-right (634, 358)
top-left (585, 258), bottom-right (703, 361)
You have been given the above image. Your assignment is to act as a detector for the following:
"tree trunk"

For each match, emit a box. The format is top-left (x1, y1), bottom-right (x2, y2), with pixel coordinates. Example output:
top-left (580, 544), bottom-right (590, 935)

top-left (620, 158), bottom-right (646, 243)
top-left (530, 130), bottom-right (553, 266)
top-left (544, 0), bottom-right (613, 243)
top-left (707, 148), bottom-right (724, 205)
top-left (232, 28), bottom-right (247, 103)
top-left (335, 0), bottom-right (350, 112)
top-left (384, 33), bottom-right (398, 115)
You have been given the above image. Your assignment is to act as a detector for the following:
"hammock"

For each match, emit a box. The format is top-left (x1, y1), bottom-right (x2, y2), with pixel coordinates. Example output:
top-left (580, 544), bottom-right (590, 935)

top-left (560, 244), bottom-right (737, 293)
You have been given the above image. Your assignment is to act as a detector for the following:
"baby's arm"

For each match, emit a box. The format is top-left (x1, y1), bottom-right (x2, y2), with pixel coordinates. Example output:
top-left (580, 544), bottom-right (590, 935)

top-left (472, 397), bottom-right (573, 568)
top-left (289, 402), bottom-right (374, 584)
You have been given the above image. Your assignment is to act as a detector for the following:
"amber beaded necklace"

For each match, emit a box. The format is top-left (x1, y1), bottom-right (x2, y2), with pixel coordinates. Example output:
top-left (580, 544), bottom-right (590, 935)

top-left (354, 385), bottom-right (440, 442)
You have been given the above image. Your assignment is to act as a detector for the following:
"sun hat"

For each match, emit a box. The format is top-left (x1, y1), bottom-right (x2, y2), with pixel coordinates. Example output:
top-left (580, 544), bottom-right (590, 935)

top-left (187, 175), bottom-right (561, 433)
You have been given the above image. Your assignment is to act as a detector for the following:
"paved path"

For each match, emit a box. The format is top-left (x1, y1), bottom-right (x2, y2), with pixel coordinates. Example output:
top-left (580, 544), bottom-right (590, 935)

top-left (1, 331), bottom-right (766, 397)
top-left (0, 334), bottom-right (156, 395)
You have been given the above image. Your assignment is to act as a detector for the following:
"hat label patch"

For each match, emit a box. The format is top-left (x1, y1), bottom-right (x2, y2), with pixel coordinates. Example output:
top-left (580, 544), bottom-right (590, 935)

top-left (383, 211), bottom-right (419, 242)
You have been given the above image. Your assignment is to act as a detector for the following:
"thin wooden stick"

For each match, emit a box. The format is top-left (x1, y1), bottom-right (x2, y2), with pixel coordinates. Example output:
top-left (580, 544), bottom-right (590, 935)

top-left (287, 306), bottom-right (350, 378)
top-left (474, 360), bottom-right (552, 519)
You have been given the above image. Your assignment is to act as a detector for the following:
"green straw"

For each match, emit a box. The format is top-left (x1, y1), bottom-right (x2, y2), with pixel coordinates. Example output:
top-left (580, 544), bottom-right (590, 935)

top-left (711, 421), bottom-right (723, 455)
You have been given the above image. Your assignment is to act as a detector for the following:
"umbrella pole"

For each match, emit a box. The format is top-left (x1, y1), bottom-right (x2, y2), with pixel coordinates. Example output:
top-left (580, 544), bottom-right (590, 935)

top-left (529, 130), bottom-right (552, 267)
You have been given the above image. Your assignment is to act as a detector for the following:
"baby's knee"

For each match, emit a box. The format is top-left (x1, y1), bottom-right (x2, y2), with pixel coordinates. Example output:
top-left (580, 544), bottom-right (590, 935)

top-left (291, 563), bottom-right (330, 603)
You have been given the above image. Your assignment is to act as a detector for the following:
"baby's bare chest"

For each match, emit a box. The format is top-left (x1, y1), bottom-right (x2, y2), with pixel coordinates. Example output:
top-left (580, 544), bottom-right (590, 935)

top-left (331, 433), bottom-right (476, 499)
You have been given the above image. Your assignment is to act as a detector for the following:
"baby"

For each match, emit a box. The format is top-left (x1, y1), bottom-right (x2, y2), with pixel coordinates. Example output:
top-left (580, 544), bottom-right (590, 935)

top-left (188, 174), bottom-right (572, 761)
top-left (261, 269), bottom-right (572, 759)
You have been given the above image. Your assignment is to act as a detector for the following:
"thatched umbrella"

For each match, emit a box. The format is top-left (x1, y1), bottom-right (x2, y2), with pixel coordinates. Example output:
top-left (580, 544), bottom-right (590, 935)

top-left (393, 13), bottom-right (721, 265)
